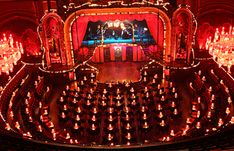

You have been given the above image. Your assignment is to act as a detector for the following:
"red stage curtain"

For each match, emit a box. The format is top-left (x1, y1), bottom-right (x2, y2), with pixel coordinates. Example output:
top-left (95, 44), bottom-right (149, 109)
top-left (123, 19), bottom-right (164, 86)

top-left (110, 46), bottom-right (115, 61)
top-left (71, 13), bottom-right (164, 50)
top-left (145, 15), bottom-right (164, 49)
top-left (122, 46), bottom-right (126, 61)
top-left (71, 16), bottom-right (89, 51)
top-left (133, 46), bottom-right (138, 61)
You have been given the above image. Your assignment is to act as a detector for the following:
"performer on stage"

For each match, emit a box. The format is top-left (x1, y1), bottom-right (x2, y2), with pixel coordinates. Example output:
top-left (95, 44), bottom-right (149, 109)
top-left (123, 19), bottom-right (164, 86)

top-left (121, 27), bottom-right (132, 39)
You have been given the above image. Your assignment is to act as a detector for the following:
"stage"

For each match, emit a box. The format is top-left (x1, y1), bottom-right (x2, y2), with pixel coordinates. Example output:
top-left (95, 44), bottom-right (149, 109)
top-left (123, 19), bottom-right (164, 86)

top-left (93, 62), bottom-right (144, 83)
top-left (82, 38), bottom-right (155, 46)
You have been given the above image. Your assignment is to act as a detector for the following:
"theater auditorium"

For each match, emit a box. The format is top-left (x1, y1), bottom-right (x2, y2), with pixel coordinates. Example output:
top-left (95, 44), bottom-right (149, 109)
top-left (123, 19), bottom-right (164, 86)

top-left (0, 0), bottom-right (234, 150)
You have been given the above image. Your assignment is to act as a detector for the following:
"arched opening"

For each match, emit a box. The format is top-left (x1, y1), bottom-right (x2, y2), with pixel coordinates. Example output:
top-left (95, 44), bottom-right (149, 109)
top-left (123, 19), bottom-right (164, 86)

top-left (39, 13), bottom-right (66, 68)
top-left (172, 7), bottom-right (195, 64)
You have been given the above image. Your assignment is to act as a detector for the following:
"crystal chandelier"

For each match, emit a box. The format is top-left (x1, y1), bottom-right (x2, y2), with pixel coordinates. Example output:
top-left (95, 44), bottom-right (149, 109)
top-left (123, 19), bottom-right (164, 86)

top-left (206, 26), bottom-right (234, 73)
top-left (0, 33), bottom-right (23, 75)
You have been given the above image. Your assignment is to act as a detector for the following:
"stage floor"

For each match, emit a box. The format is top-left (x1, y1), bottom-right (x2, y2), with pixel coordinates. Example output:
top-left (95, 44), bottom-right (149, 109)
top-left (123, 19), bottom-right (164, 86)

top-left (93, 62), bottom-right (144, 83)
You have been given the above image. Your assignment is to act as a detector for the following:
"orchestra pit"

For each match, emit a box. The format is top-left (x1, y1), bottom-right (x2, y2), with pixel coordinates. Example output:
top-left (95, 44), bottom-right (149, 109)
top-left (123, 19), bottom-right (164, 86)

top-left (0, 0), bottom-right (234, 150)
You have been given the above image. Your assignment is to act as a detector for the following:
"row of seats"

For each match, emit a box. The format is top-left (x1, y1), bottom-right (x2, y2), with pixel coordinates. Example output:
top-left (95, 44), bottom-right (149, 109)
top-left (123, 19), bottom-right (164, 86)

top-left (0, 60), bottom-right (234, 149)
top-left (185, 62), bottom-right (234, 141)
top-left (56, 76), bottom-right (182, 145)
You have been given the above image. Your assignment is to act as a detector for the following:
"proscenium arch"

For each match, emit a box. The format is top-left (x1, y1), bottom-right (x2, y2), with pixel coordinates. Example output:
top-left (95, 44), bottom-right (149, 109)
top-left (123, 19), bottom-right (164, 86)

top-left (171, 6), bottom-right (195, 63)
top-left (64, 7), bottom-right (171, 66)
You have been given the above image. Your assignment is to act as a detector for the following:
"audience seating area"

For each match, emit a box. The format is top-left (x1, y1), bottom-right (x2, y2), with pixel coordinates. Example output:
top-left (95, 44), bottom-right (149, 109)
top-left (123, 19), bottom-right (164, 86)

top-left (0, 59), bottom-right (234, 150)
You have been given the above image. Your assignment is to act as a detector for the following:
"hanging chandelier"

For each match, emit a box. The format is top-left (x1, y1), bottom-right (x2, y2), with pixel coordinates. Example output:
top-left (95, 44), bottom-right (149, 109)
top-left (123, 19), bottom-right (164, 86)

top-left (0, 33), bottom-right (23, 75)
top-left (206, 26), bottom-right (234, 72)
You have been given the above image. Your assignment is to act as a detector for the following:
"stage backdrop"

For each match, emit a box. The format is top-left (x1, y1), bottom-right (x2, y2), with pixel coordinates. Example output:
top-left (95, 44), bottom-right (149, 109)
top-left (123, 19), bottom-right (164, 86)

top-left (81, 20), bottom-right (156, 46)
top-left (71, 13), bottom-right (164, 51)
